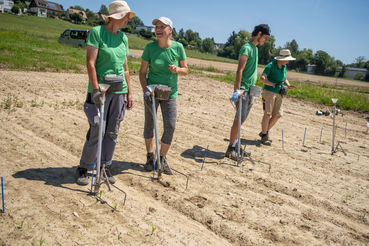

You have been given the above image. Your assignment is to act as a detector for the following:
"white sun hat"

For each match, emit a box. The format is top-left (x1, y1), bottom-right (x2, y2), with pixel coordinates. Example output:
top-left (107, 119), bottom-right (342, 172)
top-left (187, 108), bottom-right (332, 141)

top-left (108, 1), bottom-right (136, 20)
top-left (152, 16), bottom-right (173, 29)
top-left (275, 49), bottom-right (296, 61)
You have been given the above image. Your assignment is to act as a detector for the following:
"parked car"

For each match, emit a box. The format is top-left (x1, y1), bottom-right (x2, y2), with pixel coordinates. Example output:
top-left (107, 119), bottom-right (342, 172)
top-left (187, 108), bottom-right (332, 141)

top-left (58, 29), bottom-right (89, 48)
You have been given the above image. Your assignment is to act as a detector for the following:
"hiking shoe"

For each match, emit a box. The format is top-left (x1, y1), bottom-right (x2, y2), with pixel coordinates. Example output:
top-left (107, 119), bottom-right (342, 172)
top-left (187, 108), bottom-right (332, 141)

top-left (260, 133), bottom-right (272, 146)
top-left (160, 156), bottom-right (173, 175)
top-left (259, 132), bottom-right (272, 143)
top-left (144, 152), bottom-right (157, 171)
top-left (225, 145), bottom-right (244, 160)
top-left (225, 144), bottom-right (235, 159)
top-left (259, 131), bottom-right (272, 140)
top-left (102, 165), bottom-right (115, 184)
top-left (76, 167), bottom-right (89, 186)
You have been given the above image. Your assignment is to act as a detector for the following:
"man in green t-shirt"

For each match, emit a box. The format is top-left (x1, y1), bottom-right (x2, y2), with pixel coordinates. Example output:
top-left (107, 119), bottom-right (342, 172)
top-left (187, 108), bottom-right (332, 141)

top-left (226, 24), bottom-right (271, 160)
top-left (259, 49), bottom-right (296, 145)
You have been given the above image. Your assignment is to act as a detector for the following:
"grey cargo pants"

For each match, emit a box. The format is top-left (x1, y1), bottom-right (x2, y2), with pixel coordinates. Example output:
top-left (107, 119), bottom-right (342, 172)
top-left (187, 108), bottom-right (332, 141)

top-left (79, 93), bottom-right (127, 170)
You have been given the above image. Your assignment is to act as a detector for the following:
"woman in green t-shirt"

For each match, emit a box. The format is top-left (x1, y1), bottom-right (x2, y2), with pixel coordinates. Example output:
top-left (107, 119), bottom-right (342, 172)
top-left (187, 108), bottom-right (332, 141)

top-left (259, 49), bottom-right (296, 145)
top-left (76, 1), bottom-right (135, 186)
top-left (139, 17), bottom-right (188, 174)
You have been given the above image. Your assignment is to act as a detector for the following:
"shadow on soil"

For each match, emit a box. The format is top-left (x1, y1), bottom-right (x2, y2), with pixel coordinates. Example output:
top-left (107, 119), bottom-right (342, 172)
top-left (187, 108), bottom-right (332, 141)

top-left (12, 161), bottom-right (149, 192)
top-left (223, 138), bottom-right (261, 147)
top-left (181, 145), bottom-right (224, 164)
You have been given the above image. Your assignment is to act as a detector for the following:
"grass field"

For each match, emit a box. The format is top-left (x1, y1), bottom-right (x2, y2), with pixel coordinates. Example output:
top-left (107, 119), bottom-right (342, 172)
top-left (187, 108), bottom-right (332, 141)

top-left (191, 65), bottom-right (369, 112)
top-left (0, 14), bottom-right (235, 71)
top-left (1, 13), bottom-right (368, 112)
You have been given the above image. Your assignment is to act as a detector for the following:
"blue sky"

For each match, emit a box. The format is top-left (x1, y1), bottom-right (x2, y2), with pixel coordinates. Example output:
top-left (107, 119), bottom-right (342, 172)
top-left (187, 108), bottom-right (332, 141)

top-left (56, 0), bottom-right (369, 64)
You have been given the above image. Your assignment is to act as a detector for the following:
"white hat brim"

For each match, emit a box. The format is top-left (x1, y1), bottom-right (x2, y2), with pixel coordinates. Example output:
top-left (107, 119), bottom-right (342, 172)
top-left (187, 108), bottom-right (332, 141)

top-left (275, 56), bottom-right (296, 61)
top-left (108, 11), bottom-right (135, 19)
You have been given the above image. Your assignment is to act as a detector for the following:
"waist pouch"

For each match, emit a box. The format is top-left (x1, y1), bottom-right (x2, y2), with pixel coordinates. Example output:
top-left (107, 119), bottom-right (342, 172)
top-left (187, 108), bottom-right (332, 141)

top-left (104, 74), bottom-right (123, 93)
top-left (280, 85), bottom-right (288, 95)
top-left (155, 85), bottom-right (171, 100)
top-left (249, 85), bottom-right (262, 97)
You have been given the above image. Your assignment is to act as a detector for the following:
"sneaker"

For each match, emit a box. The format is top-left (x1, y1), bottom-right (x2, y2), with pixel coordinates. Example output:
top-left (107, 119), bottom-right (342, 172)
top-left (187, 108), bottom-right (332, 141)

top-left (260, 133), bottom-right (272, 146)
top-left (144, 152), bottom-right (156, 171)
top-left (102, 165), bottom-right (115, 184)
top-left (160, 156), bottom-right (173, 175)
top-left (76, 167), bottom-right (89, 186)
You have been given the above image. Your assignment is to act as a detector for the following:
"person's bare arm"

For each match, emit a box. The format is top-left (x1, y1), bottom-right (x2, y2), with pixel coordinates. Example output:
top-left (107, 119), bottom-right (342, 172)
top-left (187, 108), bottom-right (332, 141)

top-left (234, 55), bottom-right (248, 90)
top-left (86, 45), bottom-right (99, 89)
top-left (123, 57), bottom-right (133, 109)
top-left (168, 59), bottom-right (188, 75)
top-left (260, 74), bottom-right (276, 87)
top-left (139, 60), bottom-right (149, 90)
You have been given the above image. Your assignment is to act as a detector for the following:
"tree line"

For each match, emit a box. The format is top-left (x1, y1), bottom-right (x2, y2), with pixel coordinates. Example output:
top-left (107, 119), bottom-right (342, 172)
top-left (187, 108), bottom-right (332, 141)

top-left (11, 1), bottom-right (368, 80)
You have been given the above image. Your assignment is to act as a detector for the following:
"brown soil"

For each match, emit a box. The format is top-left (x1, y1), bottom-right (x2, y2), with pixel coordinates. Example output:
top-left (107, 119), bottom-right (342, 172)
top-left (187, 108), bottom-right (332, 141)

top-left (0, 64), bottom-right (368, 245)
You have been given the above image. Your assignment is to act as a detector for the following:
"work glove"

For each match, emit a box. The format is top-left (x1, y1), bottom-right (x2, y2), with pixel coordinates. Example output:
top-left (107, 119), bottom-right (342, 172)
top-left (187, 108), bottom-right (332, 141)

top-left (143, 87), bottom-right (152, 103)
top-left (91, 89), bottom-right (103, 105)
top-left (230, 90), bottom-right (240, 102)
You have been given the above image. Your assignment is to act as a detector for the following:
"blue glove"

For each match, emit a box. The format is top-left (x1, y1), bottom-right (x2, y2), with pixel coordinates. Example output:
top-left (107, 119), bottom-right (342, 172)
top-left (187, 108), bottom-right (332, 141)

top-left (231, 91), bottom-right (239, 102)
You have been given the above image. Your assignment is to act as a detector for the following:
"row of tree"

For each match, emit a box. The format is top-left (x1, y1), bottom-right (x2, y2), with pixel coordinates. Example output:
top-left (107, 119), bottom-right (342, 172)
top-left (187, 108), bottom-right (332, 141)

top-left (12, 1), bottom-right (367, 79)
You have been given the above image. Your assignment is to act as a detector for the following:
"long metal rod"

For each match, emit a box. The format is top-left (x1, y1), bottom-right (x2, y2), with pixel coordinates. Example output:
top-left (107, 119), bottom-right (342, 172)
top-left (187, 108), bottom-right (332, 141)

top-left (90, 162), bottom-right (95, 194)
top-left (95, 94), bottom-right (106, 192)
top-left (282, 129), bottom-right (284, 151)
top-left (201, 145), bottom-right (209, 170)
top-left (1, 177), bottom-right (4, 213)
top-left (331, 105), bottom-right (336, 154)
top-left (151, 95), bottom-right (161, 179)
top-left (237, 94), bottom-right (242, 163)
top-left (302, 127), bottom-right (307, 146)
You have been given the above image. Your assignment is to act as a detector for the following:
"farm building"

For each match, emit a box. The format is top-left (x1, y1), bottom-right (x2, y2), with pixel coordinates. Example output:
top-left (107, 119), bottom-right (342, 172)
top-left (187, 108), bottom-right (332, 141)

top-left (306, 64), bottom-right (317, 74)
top-left (335, 67), bottom-right (368, 80)
top-left (66, 8), bottom-right (87, 23)
top-left (136, 26), bottom-right (155, 32)
top-left (28, 0), bottom-right (62, 18)
top-left (0, 0), bottom-right (14, 13)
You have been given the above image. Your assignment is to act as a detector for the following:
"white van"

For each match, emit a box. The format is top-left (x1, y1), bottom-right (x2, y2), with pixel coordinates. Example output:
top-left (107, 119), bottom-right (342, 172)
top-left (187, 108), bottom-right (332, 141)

top-left (58, 29), bottom-right (89, 48)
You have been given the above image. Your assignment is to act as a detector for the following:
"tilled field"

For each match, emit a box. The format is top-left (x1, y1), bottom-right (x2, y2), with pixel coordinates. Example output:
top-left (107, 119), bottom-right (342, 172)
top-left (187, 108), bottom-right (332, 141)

top-left (0, 69), bottom-right (368, 245)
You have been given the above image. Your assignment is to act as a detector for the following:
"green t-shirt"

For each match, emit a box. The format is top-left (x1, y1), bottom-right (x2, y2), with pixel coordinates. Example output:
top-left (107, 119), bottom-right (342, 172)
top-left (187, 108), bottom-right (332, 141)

top-left (86, 25), bottom-right (129, 94)
top-left (141, 40), bottom-right (186, 98)
top-left (262, 60), bottom-right (286, 93)
top-left (239, 42), bottom-right (258, 91)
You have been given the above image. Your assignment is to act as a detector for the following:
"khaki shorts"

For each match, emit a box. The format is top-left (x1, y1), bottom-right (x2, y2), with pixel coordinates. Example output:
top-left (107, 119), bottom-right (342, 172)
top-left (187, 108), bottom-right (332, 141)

top-left (262, 90), bottom-right (283, 117)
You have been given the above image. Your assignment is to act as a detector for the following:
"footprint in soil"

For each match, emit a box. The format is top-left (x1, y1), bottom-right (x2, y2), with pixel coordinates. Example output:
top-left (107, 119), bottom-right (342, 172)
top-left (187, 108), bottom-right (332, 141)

top-left (186, 195), bottom-right (208, 208)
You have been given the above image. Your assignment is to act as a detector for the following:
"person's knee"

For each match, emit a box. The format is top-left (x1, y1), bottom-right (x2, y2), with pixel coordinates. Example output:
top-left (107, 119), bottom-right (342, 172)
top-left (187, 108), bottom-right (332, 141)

top-left (166, 122), bottom-right (176, 135)
top-left (106, 130), bottom-right (118, 141)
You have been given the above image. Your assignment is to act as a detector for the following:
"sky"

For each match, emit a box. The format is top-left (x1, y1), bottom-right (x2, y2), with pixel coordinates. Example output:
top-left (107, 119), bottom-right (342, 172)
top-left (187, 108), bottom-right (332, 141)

top-left (55, 0), bottom-right (369, 64)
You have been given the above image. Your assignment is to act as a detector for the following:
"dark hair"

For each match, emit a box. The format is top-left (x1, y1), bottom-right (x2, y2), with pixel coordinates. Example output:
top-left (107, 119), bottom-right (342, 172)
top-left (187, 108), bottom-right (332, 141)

top-left (252, 24), bottom-right (271, 36)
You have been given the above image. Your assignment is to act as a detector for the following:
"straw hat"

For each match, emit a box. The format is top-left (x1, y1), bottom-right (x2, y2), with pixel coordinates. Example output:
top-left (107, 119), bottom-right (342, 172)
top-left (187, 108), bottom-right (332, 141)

top-left (108, 1), bottom-right (135, 20)
top-left (275, 49), bottom-right (296, 61)
top-left (152, 17), bottom-right (173, 29)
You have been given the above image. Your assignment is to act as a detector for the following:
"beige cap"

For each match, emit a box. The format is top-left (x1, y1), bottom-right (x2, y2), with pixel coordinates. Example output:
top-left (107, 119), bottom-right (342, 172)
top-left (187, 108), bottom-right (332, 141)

top-left (275, 49), bottom-right (296, 61)
top-left (108, 1), bottom-right (135, 20)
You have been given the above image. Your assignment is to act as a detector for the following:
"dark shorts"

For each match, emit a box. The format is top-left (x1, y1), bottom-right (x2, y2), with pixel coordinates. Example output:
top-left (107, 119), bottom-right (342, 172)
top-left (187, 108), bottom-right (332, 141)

top-left (144, 98), bottom-right (177, 145)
